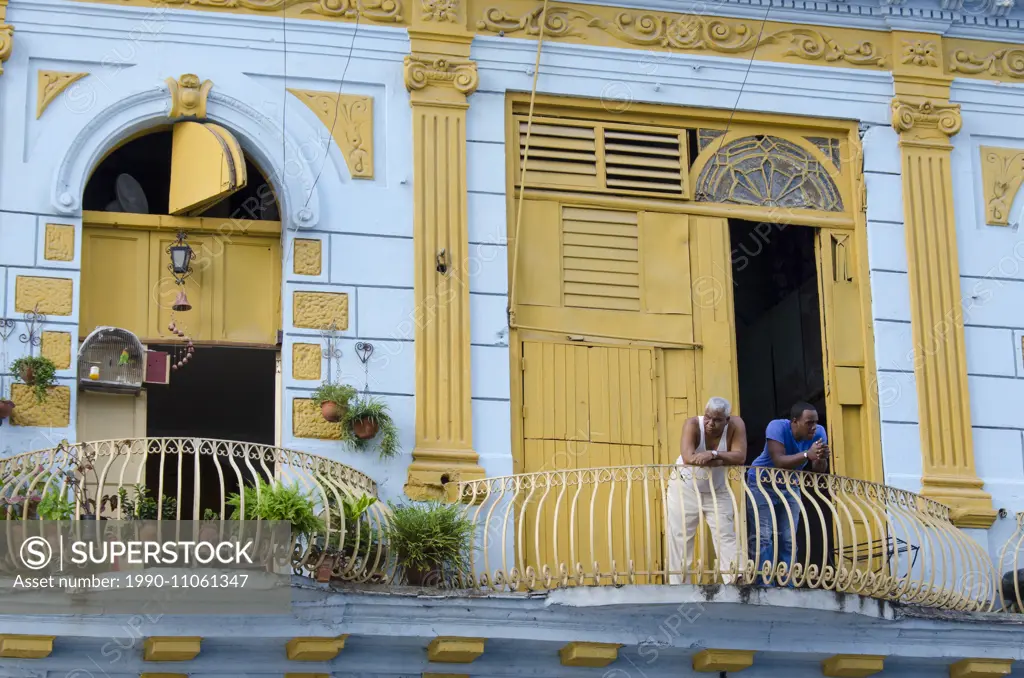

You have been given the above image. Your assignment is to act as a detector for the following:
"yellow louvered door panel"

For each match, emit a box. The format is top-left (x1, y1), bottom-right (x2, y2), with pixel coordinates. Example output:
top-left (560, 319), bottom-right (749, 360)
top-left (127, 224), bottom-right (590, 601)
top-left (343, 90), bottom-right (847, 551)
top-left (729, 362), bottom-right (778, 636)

top-left (521, 341), bottom-right (659, 586)
top-left (81, 227), bottom-right (151, 338)
top-left (168, 122), bottom-right (248, 216)
top-left (816, 228), bottom-right (880, 590)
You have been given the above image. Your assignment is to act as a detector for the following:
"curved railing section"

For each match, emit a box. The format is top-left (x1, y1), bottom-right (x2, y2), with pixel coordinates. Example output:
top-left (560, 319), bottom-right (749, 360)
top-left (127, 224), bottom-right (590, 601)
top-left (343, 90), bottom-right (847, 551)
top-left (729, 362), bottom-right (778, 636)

top-left (997, 512), bottom-right (1024, 612)
top-left (456, 465), bottom-right (996, 612)
top-left (0, 438), bottom-right (391, 583)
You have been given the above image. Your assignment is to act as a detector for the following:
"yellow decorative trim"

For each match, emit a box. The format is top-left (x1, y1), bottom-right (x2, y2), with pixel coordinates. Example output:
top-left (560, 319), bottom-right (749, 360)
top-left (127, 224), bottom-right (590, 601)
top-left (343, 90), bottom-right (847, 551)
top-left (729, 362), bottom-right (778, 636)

top-left (293, 238), bottom-right (323, 275)
top-left (423, 675), bottom-right (469, 678)
top-left (292, 398), bottom-right (343, 439)
top-left (41, 331), bottom-right (72, 370)
top-left (946, 39), bottom-right (1024, 82)
top-left (36, 71), bottom-right (87, 119)
top-left (141, 674), bottom-right (190, 678)
top-left (292, 343), bottom-right (322, 380)
top-left (473, 2), bottom-right (890, 69)
top-left (950, 659), bottom-right (1013, 678)
top-left (285, 675), bottom-right (332, 678)
top-left (15, 276), bottom-right (73, 316)
top-left (422, 0), bottom-right (461, 22)
top-left (288, 90), bottom-right (374, 179)
top-left (44, 222), bottom-right (76, 261)
top-left (67, 0), bottom-right (404, 24)
top-left (0, 0), bottom-right (12, 76)
top-left (559, 642), bottom-right (621, 668)
top-left (292, 291), bottom-right (349, 330)
top-left (890, 97), bottom-right (961, 148)
top-left (0, 635), bottom-right (55, 659)
top-left (285, 636), bottom-right (348, 661)
top-left (404, 55), bottom-right (479, 104)
top-left (980, 146), bottom-right (1024, 227)
top-left (166, 74), bottom-right (213, 119)
top-left (426, 637), bottom-right (485, 663)
top-left (142, 637), bottom-right (202, 662)
top-left (692, 649), bottom-right (755, 672)
top-left (822, 655), bottom-right (885, 678)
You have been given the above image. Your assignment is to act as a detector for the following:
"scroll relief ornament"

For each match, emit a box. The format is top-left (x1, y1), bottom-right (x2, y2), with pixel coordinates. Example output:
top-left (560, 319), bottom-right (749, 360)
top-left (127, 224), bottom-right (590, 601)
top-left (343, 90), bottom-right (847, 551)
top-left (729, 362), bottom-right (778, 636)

top-left (403, 56), bottom-right (479, 95)
top-left (475, 7), bottom-right (889, 68)
top-left (891, 98), bottom-right (962, 141)
top-left (949, 47), bottom-right (1024, 79)
top-left (980, 147), bottom-right (1024, 227)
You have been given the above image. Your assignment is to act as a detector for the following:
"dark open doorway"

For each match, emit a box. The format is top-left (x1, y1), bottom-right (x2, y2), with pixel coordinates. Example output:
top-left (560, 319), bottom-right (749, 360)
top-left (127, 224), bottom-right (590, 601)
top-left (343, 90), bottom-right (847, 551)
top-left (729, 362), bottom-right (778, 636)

top-left (729, 219), bottom-right (832, 572)
top-left (145, 346), bottom-right (277, 517)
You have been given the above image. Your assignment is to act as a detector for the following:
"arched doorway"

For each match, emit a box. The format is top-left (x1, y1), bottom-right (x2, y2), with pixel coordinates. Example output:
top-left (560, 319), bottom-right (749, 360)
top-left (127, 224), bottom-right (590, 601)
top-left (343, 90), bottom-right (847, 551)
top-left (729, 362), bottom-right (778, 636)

top-left (77, 122), bottom-right (283, 514)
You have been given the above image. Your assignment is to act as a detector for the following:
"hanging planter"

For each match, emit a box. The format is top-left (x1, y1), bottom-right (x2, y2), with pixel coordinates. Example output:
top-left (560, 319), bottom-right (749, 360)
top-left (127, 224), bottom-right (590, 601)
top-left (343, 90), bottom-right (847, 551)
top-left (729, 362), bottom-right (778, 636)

top-left (10, 356), bottom-right (57, 403)
top-left (344, 396), bottom-right (400, 459)
top-left (311, 382), bottom-right (357, 424)
top-left (0, 399), bottom-right (14, 423)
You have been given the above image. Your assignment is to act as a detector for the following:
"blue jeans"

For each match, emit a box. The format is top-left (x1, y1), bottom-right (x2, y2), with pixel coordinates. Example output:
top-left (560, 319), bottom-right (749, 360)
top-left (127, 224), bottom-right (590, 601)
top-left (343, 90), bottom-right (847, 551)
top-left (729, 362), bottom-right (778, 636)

top-left (746, 475), bottom-right (801, 587)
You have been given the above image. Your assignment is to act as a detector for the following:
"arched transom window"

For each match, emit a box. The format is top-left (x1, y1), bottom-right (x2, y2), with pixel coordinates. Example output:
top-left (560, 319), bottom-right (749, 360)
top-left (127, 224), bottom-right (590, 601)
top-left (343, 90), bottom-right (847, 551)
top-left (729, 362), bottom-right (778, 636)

top-left (695, 135), bottom-right (844, 212)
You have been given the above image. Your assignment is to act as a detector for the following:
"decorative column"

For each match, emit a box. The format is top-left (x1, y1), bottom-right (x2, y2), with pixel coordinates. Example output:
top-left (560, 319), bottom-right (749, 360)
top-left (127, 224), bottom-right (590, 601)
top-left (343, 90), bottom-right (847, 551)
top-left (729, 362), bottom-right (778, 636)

top-left (402, 2), bottom-right (486, 500)
top-left (890, 33), bottom-right (995, 528)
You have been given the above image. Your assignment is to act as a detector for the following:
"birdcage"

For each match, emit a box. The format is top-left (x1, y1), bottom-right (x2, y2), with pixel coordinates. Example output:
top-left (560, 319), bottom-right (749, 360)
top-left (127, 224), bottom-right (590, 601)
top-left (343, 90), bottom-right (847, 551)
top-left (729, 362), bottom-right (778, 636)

top-left (77, 327), bottom-right (146, 393)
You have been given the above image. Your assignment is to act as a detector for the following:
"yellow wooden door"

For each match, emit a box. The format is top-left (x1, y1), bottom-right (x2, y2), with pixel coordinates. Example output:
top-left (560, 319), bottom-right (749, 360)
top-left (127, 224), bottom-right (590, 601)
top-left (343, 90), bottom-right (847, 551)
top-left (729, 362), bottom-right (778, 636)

top-left (168, 122), bottom-right (248, 216)
top-left (521, 341), bottom-right (659, 585)
top-left (81, 228), bottom-right (151, 334)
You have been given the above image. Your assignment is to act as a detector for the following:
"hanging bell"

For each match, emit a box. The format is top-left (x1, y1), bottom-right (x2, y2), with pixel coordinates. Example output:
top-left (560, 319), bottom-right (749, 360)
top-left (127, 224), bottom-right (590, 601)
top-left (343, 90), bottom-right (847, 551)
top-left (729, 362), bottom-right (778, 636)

top-left (172, 290), bottom-right (192, 312)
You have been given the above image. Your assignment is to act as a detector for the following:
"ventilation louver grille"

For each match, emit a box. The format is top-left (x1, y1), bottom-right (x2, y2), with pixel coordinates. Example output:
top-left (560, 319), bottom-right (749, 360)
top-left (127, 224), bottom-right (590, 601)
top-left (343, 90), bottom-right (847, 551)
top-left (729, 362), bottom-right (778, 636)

top-left (562, 206), bottom-right (641, 312)
top-left (516, 116), bottom-right (689, 200)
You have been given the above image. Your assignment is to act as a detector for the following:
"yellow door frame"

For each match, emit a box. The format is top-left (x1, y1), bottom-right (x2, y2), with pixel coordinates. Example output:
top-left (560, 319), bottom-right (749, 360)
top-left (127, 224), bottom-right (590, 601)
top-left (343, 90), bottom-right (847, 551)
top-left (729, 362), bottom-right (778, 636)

top-left (505, 93), bottom-right (883, 488)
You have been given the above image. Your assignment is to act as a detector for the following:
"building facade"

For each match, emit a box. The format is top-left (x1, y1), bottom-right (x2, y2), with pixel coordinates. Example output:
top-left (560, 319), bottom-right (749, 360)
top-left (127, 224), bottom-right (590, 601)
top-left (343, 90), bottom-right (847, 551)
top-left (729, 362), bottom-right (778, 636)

top-left (1, 0), bottom-right (1024, 673)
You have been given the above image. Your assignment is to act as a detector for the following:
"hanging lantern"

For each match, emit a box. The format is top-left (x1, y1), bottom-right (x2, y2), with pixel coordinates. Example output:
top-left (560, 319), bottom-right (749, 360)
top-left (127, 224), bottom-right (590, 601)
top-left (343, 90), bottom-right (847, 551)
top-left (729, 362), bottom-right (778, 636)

top-left (172, 290), bottom-right (192, 312)
top-left (167, 231), bottom-right (194, 283)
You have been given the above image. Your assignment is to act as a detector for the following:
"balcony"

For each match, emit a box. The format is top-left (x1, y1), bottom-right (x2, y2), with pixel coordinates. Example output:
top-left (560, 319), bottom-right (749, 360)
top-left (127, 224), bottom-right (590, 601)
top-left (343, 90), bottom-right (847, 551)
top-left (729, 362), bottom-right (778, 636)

top-left (454, 465), bottom-right (998, 612)
top-left (0, 437), bottom-right (390, 583)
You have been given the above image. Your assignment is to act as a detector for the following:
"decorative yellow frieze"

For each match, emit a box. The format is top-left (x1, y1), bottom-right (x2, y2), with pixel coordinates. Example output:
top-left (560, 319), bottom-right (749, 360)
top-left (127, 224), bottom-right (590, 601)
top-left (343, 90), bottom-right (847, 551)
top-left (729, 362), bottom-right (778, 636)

top-left (166, 74), bottom-right (213, 119)
top-left (41, 331), bottom-right (72, 370)
top-left (293, 238), bottom-right (323, 275)
top-left (65, 0), bottom-right (404, 23)
top-left (44, 223), bottom-right (76, 261)
top-left (890, 32), bottom-right (994, 529)
top-left (143, 637), bottom-right (202, 662)
top-left (285, 636), bottom-right (348, 661)
top-left (472, 2), bottom-right (890, 69)
top-left (692, 649), bottom-right (755, 672)
top-left (292, 343), bottom-right (322, 380)
top-left (292, 398), bottom-right (343, 439)
top-left (822, 655), bottom-right (885, 678)
top-left (292, 291), bottom-right (349, 330)
top-left (140, 674), bottom-right (190, 678)
top-left (946, 39), bottom-right (1024, 81)
top-left (36, 71), bottom-right (88, 119)
top-left (0, 634), bottom-right (55, 658)
top-left (949, 659), bottom-right (1013, 678)
top-left (559, 642), bottom-right (621, 668)
top-left (426, 637), bottom-right (485, 663)
top-left (980, 146), bottom-right (1024, 226)
top-left (15, 276), bottom-right (73, 315)
top-left (288, 90), bottom-right (374, 179)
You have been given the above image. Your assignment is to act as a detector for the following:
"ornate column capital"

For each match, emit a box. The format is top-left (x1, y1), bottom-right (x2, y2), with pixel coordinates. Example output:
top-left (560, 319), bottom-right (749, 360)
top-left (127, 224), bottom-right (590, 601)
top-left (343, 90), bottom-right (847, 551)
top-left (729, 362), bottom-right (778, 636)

top-left (891, 97), bottom-right (962, 146)
top-left (403, 55), bottom-right (478, 106)
top-left (0, 0), bottom-right (14, 74)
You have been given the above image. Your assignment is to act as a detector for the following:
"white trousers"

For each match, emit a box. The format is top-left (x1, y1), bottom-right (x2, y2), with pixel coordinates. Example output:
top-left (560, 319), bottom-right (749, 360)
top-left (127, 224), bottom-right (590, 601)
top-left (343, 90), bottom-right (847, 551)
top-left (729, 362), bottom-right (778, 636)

top-left (666, 470), bottom-right (739, 585)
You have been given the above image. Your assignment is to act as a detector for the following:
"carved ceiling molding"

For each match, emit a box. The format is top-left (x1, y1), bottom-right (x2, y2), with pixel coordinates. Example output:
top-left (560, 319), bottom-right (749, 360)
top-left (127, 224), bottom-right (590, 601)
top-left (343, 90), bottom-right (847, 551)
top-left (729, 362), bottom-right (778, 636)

top-left (167, 73), bottom-right (213, 119)
top-left (891, 97), bottom-right (962, 145)
top-left (36, 71), bottom-right (88, 119)
top-left (475, 5), bottom-right (892, 68)
top-left (288, 89), bottom-right (375, 179)
top-left (980, 146), bottom-right (1024, 226)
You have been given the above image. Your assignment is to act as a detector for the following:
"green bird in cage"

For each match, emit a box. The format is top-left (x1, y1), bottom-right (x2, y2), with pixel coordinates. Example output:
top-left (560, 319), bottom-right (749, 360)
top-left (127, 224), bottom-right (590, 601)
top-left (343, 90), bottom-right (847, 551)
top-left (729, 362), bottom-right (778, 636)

top-left (118, 349), bottom-right (131, 367)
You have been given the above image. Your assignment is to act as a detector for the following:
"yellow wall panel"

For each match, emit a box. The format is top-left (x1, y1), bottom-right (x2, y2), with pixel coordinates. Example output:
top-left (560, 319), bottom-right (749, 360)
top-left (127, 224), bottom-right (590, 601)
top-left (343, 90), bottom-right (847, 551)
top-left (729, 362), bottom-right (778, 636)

top-left (640, 212), bottom-right (691, 315)
top-left (515, 199), bottom-right (561, 308)
top-left (215, 238), bottom-right (281, 343)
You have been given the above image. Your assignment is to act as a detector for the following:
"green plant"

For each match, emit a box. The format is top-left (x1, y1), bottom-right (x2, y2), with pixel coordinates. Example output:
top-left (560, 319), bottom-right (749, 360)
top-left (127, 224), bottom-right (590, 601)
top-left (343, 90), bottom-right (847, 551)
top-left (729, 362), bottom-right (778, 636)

top-left (202, 508), bottom-right (220, 521)
top-left (311, 382), bottom-right (357, 409)
top-left (10, 356), bottom-right (57, 403)
top-left (228, 478), bottom-right (324, 538)
top-left (344, 397), bottom-right (400, 459)
top-left (324, 494), bottom-right (382, 559)
top-left (384, 501), bottom-right (475, 584)
top-left (36, 489), bottom-right (76, 520)
top-left (117, 485), bottom-right (177, 520)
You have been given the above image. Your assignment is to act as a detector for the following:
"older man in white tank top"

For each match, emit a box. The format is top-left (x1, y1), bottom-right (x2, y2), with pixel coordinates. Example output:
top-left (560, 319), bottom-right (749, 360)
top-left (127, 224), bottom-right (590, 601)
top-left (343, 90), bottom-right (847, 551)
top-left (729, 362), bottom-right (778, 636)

top-left (666, 397), bottom-right (747, 585)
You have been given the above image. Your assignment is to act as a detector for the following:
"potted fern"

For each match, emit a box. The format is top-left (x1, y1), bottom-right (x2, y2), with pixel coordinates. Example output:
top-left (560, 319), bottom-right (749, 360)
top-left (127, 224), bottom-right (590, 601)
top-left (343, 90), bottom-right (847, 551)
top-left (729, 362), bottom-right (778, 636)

top-left (228, 478), bottom-right (324, 573)
top-left (10, 356), bottom-right (57, 403)
top-left (344, 396), bottom-right (400, 459)
top-left (384, 501), bottom-right (475, 587)
top-left (311, 382), bottom-right (357, 423)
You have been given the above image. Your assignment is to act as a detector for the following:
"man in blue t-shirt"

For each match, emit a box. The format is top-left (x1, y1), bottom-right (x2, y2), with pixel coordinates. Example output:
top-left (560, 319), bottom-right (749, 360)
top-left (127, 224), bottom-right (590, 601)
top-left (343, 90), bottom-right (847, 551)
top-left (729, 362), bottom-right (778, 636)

top-left (746, 401), bottom-right (829, 586)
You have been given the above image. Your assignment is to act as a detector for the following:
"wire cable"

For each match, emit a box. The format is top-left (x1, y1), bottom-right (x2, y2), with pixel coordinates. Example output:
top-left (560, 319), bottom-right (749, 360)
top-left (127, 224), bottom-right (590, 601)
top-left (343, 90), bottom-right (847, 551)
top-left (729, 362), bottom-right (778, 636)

top-left (506, 0), bottom-right (551, 328)
top-left (712, 2), bottom-right (772, 155)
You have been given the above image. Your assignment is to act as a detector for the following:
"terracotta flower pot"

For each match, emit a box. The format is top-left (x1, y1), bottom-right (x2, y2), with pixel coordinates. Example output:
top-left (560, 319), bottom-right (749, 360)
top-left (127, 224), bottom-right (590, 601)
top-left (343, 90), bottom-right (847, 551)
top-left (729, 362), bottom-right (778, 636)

top-left (316, 558), bottom-right (335, 583)
top-left (0, 400), bottom-right (14, 422)
top-left (405, 565), bottom-right (443, 587)
top-left (19, 365), bottom-right (34, 385)
top-left (321, 401), bottom-right (345, 423)
top-left (352, 417), bottom-right (379, 440)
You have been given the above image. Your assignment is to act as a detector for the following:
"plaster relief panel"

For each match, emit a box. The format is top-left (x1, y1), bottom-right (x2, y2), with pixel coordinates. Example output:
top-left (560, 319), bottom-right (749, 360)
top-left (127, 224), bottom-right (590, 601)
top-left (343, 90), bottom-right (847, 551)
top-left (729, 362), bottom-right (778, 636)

top-left (981, 146), bottom-right (1024, 226)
